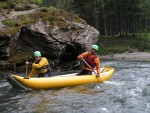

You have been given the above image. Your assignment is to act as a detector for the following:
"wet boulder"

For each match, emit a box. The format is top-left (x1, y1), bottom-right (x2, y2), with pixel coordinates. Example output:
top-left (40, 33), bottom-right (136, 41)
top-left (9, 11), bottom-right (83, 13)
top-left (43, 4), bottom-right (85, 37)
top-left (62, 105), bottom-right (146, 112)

top-left (0, 7), bottom-right (99, 72)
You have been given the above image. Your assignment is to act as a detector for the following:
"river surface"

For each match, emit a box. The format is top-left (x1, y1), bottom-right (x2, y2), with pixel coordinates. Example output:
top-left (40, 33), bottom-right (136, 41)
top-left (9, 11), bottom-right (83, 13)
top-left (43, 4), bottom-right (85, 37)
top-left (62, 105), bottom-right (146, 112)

top-left (0, 61), bottom-right (150, 113)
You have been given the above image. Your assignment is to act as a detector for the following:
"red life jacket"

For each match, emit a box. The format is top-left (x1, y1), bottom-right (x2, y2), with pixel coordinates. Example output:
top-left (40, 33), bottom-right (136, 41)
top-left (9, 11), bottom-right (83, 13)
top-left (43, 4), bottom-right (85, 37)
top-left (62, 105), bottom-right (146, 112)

top-left (83, 53), bottom-right (96, 69)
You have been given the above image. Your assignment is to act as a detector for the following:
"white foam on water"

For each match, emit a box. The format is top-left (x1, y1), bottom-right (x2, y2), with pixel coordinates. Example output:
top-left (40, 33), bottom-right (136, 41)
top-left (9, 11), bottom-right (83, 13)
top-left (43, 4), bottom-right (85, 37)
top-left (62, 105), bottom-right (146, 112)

top-left (0, 82), bottom-right (9, 87)
top-left (104, 81), bottom-right (124, 86)
top-left (101, 107), bottom-right (108, 112)
top-left (94, 85), bottom-right (101, 89)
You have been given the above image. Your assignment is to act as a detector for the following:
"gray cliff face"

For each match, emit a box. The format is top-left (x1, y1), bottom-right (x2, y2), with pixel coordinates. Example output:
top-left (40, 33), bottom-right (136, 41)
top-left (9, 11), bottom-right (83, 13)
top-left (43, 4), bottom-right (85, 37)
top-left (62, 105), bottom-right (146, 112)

top-left (0, 8), bottom-right (99, 72)
top-left (0, 36), bottom-right (10, 59)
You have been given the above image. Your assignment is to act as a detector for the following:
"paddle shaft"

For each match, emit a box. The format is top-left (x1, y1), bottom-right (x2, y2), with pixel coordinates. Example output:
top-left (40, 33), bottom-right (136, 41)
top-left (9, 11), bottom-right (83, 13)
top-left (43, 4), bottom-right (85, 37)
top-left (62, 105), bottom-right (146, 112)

top-left (81, 57), bottom-right (104, 82)
top-left (26, 65), bottom-right (28, 77)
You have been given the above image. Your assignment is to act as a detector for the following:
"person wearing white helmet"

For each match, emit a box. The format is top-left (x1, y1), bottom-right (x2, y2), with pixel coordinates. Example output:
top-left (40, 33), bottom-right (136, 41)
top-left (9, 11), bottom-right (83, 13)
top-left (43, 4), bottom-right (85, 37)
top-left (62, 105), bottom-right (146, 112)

top-left (25, 51), bottom-right (51, 77)
top-left (77, 45), bottom-right (100, 77)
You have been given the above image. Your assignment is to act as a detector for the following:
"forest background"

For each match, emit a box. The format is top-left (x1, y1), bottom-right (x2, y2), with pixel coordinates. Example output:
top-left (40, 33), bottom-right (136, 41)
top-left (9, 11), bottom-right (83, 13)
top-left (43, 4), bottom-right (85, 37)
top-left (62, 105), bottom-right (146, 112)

top-left (1, 0), bottom-right (150, 55)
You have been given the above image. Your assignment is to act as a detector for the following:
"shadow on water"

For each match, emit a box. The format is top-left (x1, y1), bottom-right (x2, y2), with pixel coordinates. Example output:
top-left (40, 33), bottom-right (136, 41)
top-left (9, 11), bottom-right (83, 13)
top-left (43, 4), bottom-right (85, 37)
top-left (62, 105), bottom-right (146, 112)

top-left (0, 84), bottom-right (104, 113)
top-left (0, 80), bottom-right (28, 112)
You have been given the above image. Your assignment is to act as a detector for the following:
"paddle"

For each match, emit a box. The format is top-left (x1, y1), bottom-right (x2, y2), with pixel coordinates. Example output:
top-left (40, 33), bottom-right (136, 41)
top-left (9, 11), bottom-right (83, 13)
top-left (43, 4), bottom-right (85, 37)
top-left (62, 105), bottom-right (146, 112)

top-left (81, 57), bottom-right (104, 82)
top-left (24, 65), bottom-right (29, 79)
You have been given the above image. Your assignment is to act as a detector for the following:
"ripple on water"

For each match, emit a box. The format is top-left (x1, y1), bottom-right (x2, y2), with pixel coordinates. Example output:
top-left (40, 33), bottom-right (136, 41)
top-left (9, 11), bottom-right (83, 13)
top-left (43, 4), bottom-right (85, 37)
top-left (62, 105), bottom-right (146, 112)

top-left (142, 86), bottom-right (150, 97)
top-left (0, 61), bottom-right (150, 113)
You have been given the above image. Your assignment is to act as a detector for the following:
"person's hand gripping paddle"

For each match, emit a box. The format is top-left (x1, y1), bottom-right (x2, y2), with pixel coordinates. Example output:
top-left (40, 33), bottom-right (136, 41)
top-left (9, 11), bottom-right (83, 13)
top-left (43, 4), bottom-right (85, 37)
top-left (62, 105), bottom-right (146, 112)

top-left (24, 61), bottom-right (29, 79)
top-left (81, 57), bottom-right (104, 82)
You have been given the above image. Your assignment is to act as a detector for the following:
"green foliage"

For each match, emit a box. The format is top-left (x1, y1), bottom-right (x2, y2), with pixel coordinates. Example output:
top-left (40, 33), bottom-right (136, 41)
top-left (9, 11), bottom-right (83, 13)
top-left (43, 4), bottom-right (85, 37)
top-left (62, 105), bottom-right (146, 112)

top-left (98, 47), bottom-right (128, 55)
top-left (39, 7), bottom-right (48, 12)
top-left (0, 0), bottom-right (43, 10)
top-left (98, 34), bottom-right (150, 54)
top-left (15, 5), bottom-right (33, 11)
top-left (97, 36), bottom-right (139, 55)
top-left (1, 0), bottom-right (150, 36)
top-left (0, 6), bottom-right (83, 35)
top-left (53, 0), bottom-right (150, 36)
top-left (0, 27), bottom-right (20, 35)
top-left (138, 33), bottom-right (150, 51)
top-left (2, 19), bottom-right (18, 27)
top-left (17, 14), bottom-right (36, 25)
top-left (29, 0), bottom-right (43, 4)
top-left (0, 1), bottom-right (16, 9)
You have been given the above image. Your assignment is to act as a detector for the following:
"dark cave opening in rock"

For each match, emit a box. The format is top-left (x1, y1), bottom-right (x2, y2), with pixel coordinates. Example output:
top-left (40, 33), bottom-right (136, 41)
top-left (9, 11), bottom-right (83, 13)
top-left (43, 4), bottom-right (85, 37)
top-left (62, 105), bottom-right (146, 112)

top-left (57, 43), bottom-right (85, 70)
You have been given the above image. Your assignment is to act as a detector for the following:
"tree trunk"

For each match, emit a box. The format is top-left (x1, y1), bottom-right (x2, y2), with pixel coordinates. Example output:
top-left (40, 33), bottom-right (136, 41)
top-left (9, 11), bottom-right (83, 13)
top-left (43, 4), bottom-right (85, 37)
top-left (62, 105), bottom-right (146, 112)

top-left (132, 16), bottom-right (135, 37)
top-left (102, 7), bottom-right (107, 35)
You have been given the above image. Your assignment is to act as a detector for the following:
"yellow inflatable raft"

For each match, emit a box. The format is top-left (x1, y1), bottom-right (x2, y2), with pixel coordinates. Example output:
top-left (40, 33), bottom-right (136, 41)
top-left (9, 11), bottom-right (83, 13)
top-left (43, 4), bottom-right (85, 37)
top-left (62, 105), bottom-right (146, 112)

top-left (6, 66), bottom-right (114, 90)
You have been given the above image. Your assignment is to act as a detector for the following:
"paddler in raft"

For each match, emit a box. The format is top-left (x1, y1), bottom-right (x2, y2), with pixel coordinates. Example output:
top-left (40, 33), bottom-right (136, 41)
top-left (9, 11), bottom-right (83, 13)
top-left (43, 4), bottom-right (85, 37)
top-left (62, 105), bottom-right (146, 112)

top-left (25, 51), bottom-right (51, 77)
top-left (77, 45), bottom-right (100, 77)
